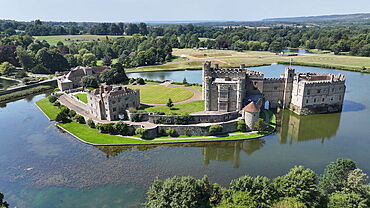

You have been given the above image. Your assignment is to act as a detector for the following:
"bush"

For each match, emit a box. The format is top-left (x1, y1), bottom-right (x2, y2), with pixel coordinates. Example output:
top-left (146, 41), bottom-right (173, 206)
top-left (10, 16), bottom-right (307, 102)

top-left (80, 75), bottom-right (99, 88)
top-left (48, 95), bottom-right (58, 103)
top-left (253, 118), bottom-right (266, 132)
top-left (165, 128), bottom-right (178, 137)
top-left (136, 77), bottom-right (145, 85)
top-left (128, 107), bottom-right (137, 113)
top-left (113, 121), bottom-right (130, 135)
top-left (96, 123), bottom-right (115, 134)
top-left (53, 101), bottom-right (61, 107)
top-left (55, 111), bottom-right (70, 123)
top-left (209, 124), bottom-right (223, 135)
top-left (68, 110), bottom-right (76, 118)
top-left (15, 70), bottom-right (28, 79)
top-left (135, 128), bottom-right (148, 138)
top-left (87, 119), bottom-right (95, 128)
top-left (237, 120), bottom-right (247, 132)
top-left (158, 128), bottom-right (167, 136)
top-left (74, 114), bottom-right (85, 124)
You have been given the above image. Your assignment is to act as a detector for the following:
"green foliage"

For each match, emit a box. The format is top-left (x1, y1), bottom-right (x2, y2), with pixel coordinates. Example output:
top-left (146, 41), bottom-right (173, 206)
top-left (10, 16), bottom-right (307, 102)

top-left (135, 128), bottom-right (148, 138)
top-left (253, 118), bottom-right (266, 132)
top-left (237, 120), bottom-right (247, 132)
top-left (68, 109), bottom-right (76, 117)
top-left (99, 64), bottom-right (128, 85)
top-left (135, 77), bottom-right (145, 85)
top-left (80, 75), bottom-right (99, 88)
top-left (218, 191), bottom-right (259, 208)
top-left (273, 166), bottom-right (319, 207)
top-left (14, 70), bottom-right (28, 78)
top-left (153, 115), bottom-right (193, 125)
top-left (0, 85), bottom-right (52, 103)
top-left (16, 46), bottom-right (35, 70)
top-left (0, 193), bottom-right (9, 208)
top-left (145, 176), bottom-right (214, 208)
top-left (48, 95), bottom-right (58, 103)
top-left (166, 98), bottom-right (173, 108)
top-left (229, 175), bottom-right (277, 207)
top-left (319, 159), bottom-right (357, 194)
top-left (209, 124), bottom-right (223, 135)
top-left (165, 128), bottom-right (178, 137)
top-left (327, 192), bottom-right (368, 208)
top-left (55, 111), bottom-right (70, 123)
top-left (31, 64), bottom-right (50, 74)
top-left (87, 119), bottom-right (95, 128)
top-left (82, 53), bottom-right (97, 66)
top-left (0, 62), bottom-right (15, 75)
top-left (74, 114), bottom-right (85, 124)
top-left (96, 123), bottom-right (115, 134)
top-left (272, 197), bottom-right (307, 208)
top-left (113, 121), bottom-right (131, 136)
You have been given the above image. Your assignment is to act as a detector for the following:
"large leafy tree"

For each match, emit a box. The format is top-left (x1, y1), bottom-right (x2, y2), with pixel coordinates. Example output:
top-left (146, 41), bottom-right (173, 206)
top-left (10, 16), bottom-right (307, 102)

top-left (80, 75), bottom-right (99, 88)
top-left (99, 63), bottom-right (128, 85)
top-left (319, 159), bottom-right (357, 194)
top-left (273, 166), bottom-right (319, 207)
top-left (145, 176), bottom-right (214, 208)
top-left (0, 45), bottom-right (18, 66)
top-left (327, 192), bottom-right (368, 208)
top-left (0, 62), bottom-right (15, 75)
top-left (35, 48), bottom-right (69, 73)
top-left (16, 47), bottom-right (35, 70)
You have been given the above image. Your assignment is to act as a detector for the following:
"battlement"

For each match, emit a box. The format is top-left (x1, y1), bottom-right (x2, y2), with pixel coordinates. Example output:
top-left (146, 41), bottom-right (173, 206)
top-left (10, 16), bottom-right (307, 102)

top-left (264, 78), bottom-right (285, 82)
top-left (297, 73), bottom-right (346, 84)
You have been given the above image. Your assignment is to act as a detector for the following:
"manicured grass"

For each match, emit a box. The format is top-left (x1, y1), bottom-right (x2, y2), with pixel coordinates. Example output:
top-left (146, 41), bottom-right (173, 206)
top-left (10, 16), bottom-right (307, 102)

top-left (34, 35), bottom-right (133, 46)
top-left (74, 93), bottom-right (88, 103)
top-left (128, 85), bottom-right (194, 104)
top-left (35, 97), bottom-right (61, 120)
top-left (0, 85), bottom-right (53, 103)
top-left (126, 48), bottom-right (370, 73)
top-left (143, 100), bottom-right (204, 115)
top-left (96, 58), bottom-right (119, 66)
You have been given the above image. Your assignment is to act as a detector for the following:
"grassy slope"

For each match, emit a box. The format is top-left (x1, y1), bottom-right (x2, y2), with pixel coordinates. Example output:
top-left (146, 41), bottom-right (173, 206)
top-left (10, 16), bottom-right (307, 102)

top-left (34, 35), bottom-right (131, 46)
top-left (73, 93), bottom-right (88, 103)
top-left (128, 85), bottom-right (194, 104)
top-left (143, 100), bottom-right (204, 115)
top-left (126, 48), bottom-right (370, 73)
top-left (35, 97), bottom-right (61, 120)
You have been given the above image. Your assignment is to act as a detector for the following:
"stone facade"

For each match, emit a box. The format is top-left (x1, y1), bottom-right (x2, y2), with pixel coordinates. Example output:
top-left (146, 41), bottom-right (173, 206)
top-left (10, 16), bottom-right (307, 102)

top-left (87, 85), bottom-right (140, 121)
top-left (57, 66), bottom-right (108, 91)
top-left (202, 61), bottom-right (346, 115)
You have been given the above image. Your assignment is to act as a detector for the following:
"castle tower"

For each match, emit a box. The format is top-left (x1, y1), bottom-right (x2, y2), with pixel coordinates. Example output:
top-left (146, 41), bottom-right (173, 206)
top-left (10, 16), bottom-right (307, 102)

top-left (243, 102), bottom-right (260, 131)
top-left (283, 68), bottom-right (295, 108)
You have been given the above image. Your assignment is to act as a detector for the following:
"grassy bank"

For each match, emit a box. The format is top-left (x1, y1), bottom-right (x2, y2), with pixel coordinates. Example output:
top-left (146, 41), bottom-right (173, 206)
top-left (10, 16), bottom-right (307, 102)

top-left (126, 49), bottom-right (370, 73)
top-left (73, 93), bottom-right (88, 103)
top-left (36, 97), bottom-right (276, 145)
top-left (0, 85), bottom-right (53, 103)
top-left (143, 100), bottom-right (204, 115)
top-left (128, 85), bottom-right (194, 104)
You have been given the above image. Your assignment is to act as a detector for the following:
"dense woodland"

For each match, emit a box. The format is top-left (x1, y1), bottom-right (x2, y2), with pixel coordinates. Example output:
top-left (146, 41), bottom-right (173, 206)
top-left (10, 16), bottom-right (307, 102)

top-left (1, 19), bottom-right (370, 75)
top-left (145, 159), bottom-right (370, 208)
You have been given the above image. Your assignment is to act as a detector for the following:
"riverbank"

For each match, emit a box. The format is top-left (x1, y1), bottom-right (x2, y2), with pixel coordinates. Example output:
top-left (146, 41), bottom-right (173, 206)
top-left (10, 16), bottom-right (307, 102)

top-left (126, 49), bottom-right (370, 73)
top-left (36, 97), bottom-right (276, 146)
top-left (0, 85), bottom-right (53, 103)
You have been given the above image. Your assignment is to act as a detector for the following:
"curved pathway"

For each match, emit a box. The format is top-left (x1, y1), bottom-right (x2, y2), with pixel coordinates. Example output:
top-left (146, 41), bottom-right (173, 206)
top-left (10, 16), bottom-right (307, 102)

top-left (137, 84), bottom-right (202, 106)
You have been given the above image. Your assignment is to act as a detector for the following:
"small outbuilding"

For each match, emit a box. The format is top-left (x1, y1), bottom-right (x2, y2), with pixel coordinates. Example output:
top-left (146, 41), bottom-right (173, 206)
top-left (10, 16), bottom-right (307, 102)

top-left (242, 102), bottom-right (260, 131)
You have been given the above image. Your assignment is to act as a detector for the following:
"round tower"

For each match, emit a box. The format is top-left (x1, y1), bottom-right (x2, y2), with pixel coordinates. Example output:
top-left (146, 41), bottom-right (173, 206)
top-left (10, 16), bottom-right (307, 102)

top-left (243, 102), bottom-right (260, 131)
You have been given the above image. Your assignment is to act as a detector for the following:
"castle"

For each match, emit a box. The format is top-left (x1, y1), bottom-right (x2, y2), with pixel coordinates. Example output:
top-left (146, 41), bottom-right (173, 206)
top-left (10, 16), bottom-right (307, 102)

top-left (202, 61), bottom-right (346, 116)
top-left (87, 85), bottom-right (140, 121)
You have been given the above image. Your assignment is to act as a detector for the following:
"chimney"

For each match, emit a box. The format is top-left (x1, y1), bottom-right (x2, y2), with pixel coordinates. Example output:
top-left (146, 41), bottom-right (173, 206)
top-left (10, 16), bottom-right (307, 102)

top-left (240, 64), bottom-right (245, 69)
top-left (214, 63), bottom-right (219, 69)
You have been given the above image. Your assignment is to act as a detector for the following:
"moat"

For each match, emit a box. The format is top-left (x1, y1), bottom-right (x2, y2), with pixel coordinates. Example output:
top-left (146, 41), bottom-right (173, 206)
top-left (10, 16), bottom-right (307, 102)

top-left (1, 64), bottom-right (370, 207)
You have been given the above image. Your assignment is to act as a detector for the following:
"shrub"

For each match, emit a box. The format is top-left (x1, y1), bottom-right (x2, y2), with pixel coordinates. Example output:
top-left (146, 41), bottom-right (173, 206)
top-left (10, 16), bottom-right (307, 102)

top-left (165, 128), bottom-right (178, 137)
top-left (166, 98), bottom-right (174, 108)
top-left (135, 128), bottom-right (148, 138)
top-left (129, 78), bottom-right (136, 84)
top-left (74, 114), bottom-right (85, 124)
top-left (158, 128), bottom-right (167, 136)
top-left (55, 111), bottom-right (70, 123)
top-left (96, 123), bottom-right (115, 134)
top-left (15, 70), bottom-right (28, 79)
top-left (272, 197), bottom-right (307, 208)
top-left (53, 101), bottom-right (61, 107)
top-left (136, 77), bottom-right (145, 85)
top-left (208, 124), bottom-right (223, 135)
top-left (114, 121), bottom-right (129, 135)
top-left (68, 110), bottom-right (76, 118)
top-left (253, 118), bottom-right (266, 132)
top-left (87, 119), bottom-right (95, 128)
top-left (48, 95), bottom-right (58, 103)
top-left (184, 129), bottom-right (191, 136)
top-left (128, 107), bottom-right (137, 113)
top-left (237, 120), bottom-right (247, 132)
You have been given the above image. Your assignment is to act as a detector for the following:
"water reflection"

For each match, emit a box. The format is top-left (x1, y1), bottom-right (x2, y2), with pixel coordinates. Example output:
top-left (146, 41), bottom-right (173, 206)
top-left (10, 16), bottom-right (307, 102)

top-left (278, 110), bottom-right (341, 144)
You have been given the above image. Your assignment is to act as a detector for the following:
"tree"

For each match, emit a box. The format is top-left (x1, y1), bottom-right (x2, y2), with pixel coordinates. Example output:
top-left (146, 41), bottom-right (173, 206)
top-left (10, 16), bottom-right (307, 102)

top-left (102, 56), bottom-right (112, 66)
top-left (218, 191), bottom-right (259, 208)
top-left (237, 120), bottom-right (247, 132)
top-left (55, 111), bottom-right (70, 123)
top-left (82, 53), bottom-right (97, 66)
top-left (165, 128), bottom-right (178, 137)
top-left (31, 64), bottom-right (50, 74)
top-left (273, 166), bottom-right (319, 207)
top-left (183, 77), bottom-right (188, 84)
top-left (16, 47), bottom-right (35, 70)
top-left (272, 197), bottom-right (307, 208)
top-left (208, 124), bottom-right (223, 135)
top-left (35, 48), bottom-right (69, 73)
top-left (0, 45), bottom-right (18, 66)
top-left (166, 98), bottom-right (173, 108)
top-left (87, 119), bottom-right (95, 128)
top-left (0, 62), bottom-right (15, 75)
top-left (99, 64), bottom-right (128, 85)
top-left (0, 193), bottom-right (9, 208)
top-left (114, 121), bottom-right (129, 135)
top-left (135, 128), bottom-right (148, 138)
top-left (327, 192), bottom-right (368, 208)
top-left (74, 114), bottom-right (85, 124)
top-left (145, 176), bottom-right (213, 208)
top-left (136, 77), bottom-right (145, 85)
top-left (319, 159), bottom-right (357, 194)
top-left (48, 95), bottom-right (58, 103)
top-left (253, 118), bottom-right (266, 132)
top-left (80, 75), bottom-right (99, 88)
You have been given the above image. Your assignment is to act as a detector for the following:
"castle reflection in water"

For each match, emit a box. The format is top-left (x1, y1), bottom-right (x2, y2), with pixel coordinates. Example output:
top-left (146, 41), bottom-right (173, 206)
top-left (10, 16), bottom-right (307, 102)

top-left (96, 110), bottom-right (341, 168)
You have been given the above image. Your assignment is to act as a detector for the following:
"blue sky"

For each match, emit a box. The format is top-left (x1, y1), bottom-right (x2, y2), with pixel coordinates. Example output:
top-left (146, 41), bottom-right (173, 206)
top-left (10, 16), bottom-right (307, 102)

top-left (1, 0), bottom-right (370, 22)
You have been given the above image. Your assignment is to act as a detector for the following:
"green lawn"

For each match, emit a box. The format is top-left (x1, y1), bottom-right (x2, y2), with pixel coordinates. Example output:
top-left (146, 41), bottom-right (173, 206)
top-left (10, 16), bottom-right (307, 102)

top-left (74, 93), bottom-right (88, 103)
top-left (143, 100), bottom-right (204, 115)
top-left (35, 97), bottom-right (61, 120)
top-left (96, 58), bottom-right (119, 66)
top-left (34, 35), bottom-right (133, 46)
top-left (128, 85), bottom-right (194, 104)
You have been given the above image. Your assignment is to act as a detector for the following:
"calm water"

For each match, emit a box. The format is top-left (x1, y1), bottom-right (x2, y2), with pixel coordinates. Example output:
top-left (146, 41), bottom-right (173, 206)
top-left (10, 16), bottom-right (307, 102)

top-left (282, 48), bottom-right (311, 53)
top-left (1, 64), bottom-right (370, 207)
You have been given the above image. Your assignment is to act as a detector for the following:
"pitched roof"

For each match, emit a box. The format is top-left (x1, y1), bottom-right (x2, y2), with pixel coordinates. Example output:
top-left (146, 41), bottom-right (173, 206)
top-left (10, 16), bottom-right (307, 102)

top-left (243, 102), bottom-right (259, 113)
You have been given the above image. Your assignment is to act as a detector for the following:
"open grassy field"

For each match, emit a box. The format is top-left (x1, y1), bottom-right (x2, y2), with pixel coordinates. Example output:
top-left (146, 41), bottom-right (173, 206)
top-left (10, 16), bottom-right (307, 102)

top-left (128, 85), bottom-right (194, 104)
top-left (143, 100), bottom-right (204, 115)
top-left (35, 97), bottom-right (61, 120)
top-left (73, 93), bottom-right (88, 103)
top-left (34, 35), bottom-right (131, 46)
top-left (126, 48), bottom-right (370, 73)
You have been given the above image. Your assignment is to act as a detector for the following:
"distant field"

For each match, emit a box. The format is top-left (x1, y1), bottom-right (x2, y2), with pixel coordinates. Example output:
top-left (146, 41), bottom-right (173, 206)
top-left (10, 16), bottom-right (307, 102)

top-left (34, 35), bottom-right (131, 45)
top-left (127, 48), bottom-right (370, 73)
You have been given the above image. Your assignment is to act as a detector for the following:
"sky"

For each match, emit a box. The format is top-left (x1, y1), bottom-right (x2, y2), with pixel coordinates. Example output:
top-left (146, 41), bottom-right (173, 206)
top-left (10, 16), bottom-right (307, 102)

top-left (1, 0), bottom-right (370, 22)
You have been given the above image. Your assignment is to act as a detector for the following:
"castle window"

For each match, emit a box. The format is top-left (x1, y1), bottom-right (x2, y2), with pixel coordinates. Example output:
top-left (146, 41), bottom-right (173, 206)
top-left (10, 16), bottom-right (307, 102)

top-left (307, 90), bottom-right (310, 95)
top-left (317, 89), bottom-right (321, 94)
top-left (314, 98), bottom-right (316, 103)
top-left (306, 99), bottom-right (308, 103)
top-left (113, 107), bottom-right (116, 112)
top-left (332, 88), bottom-right (334, 92)
top-left (274, 86), bottom-right (278, 90)
top-left (322, 98), bottom-right (325, 102)
top-left (331, 97), bottom-right (333, 101)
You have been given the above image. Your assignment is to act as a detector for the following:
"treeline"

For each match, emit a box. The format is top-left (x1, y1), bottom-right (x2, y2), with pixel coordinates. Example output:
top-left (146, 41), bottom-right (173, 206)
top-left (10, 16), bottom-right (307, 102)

top-left (146, 159), bottom-right (370, 208)
top-left (0, 34), bottom-right (173, 74)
